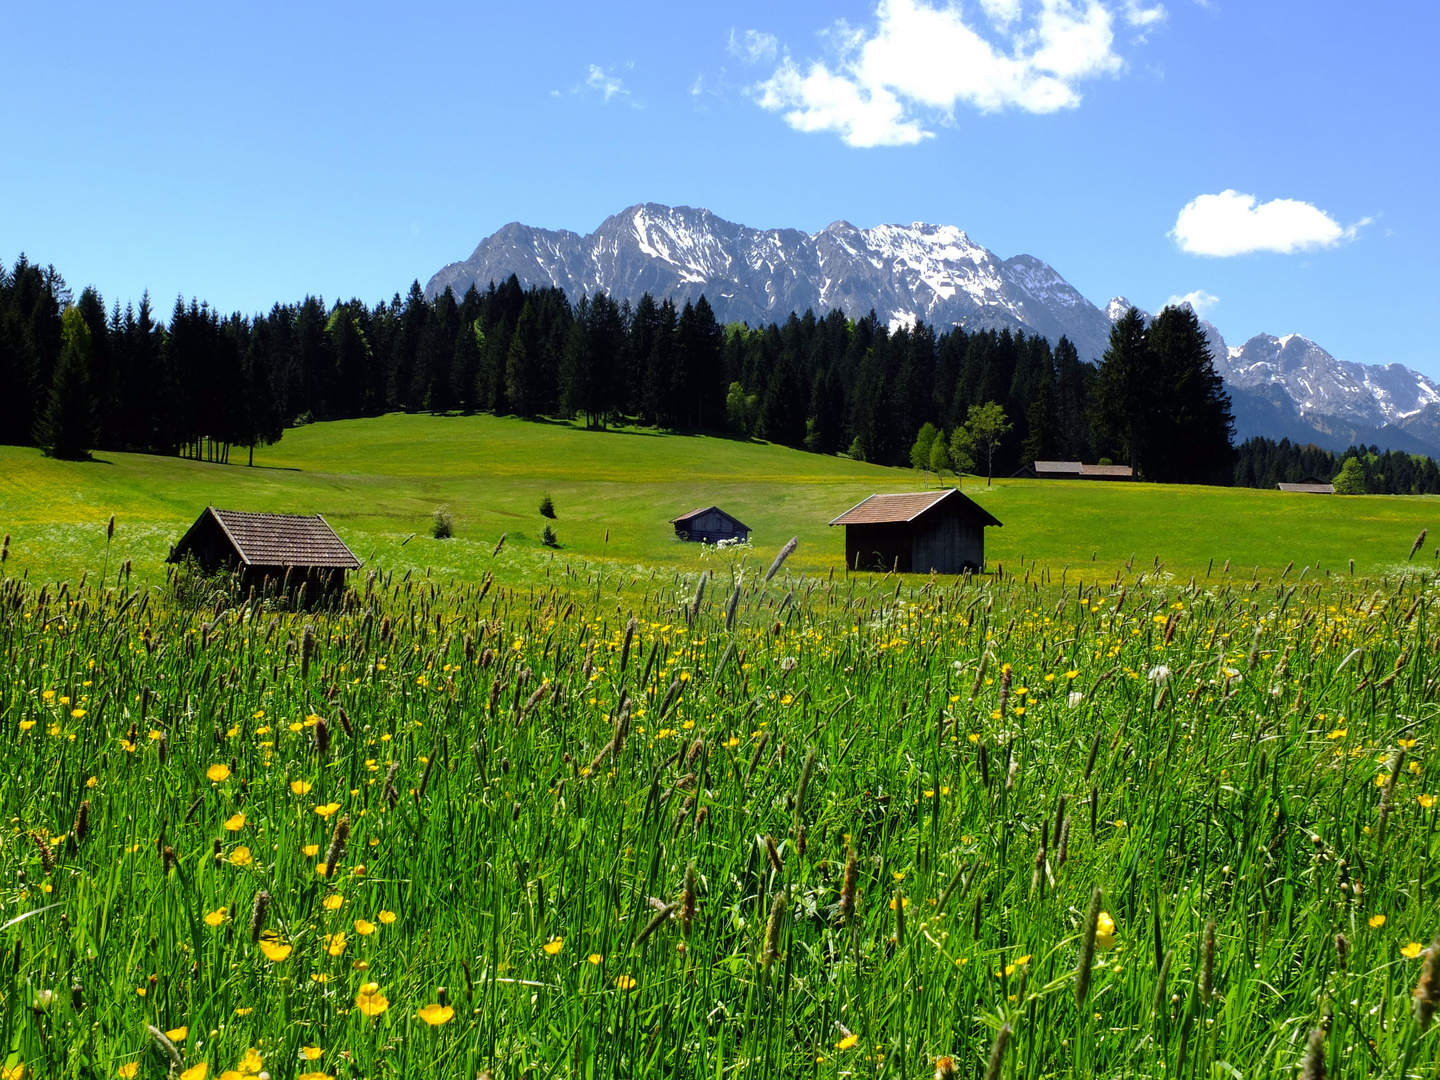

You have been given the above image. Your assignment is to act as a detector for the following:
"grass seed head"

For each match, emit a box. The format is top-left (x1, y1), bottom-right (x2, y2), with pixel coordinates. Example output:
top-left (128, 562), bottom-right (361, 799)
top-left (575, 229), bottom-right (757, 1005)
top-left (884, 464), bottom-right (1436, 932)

top-left (30, 832), bottom-right (55, 876)
top-left (982, 1022), bottom-right (1012, 1080)
top-left (1299, 1026), bottom-right (1326, 1080)
top-left (761, 891), bottom-right (784, 967)
top-left (838, 847), bottom-right (858, 926)
top-left (1200, 918), bottom-right (1216, 1001)
top-left (250, 890), bottom-right (271, 943)
top-left (324, 814), bottom-right (351, 878)
top-left (680, 861), bottom-right (696, 937)
top-left (1153, 947), bottom-right (1174, 1019)
top-left (301, 621), bottom-right (315, 678)
top-left (762, 834), bottom-right (783, 873)
top-left (1415, 935), bottom-right (1440, 1031)
top-left (1334, 933), bottom-right (1350, 971)
top-left (146, 1024), bottom-right (183, 1072)
top-left (1075, 885), bottom-right (1102, 1006)
top-left (72, 800), bottom-right (90, 845)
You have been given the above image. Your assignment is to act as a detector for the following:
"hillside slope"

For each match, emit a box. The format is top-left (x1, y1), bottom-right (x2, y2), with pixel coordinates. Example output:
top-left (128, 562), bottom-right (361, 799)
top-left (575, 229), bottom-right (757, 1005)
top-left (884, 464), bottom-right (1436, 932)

top-left (0, 414), bottom-right (1434, 584)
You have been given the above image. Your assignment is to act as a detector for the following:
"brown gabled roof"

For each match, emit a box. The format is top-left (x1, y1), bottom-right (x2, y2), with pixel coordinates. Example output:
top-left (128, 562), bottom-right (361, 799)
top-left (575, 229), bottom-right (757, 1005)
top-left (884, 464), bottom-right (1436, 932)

top-left (829, 489), bottom-right (1002, 528)
top-left (173, 507), bottom-right (361, 568)
top-left (1278, 482), bottom-right (1335, 494)
top-left (670, 505), bottom-right (751, 530)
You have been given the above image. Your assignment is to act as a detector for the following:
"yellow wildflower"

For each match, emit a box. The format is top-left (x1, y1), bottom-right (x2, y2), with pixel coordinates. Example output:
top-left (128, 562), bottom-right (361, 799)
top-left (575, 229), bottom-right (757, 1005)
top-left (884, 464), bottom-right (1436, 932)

top-left (355, 983), bottom-right (389, 1017)
top-left (417, 1003), bottom-right (455, 1026)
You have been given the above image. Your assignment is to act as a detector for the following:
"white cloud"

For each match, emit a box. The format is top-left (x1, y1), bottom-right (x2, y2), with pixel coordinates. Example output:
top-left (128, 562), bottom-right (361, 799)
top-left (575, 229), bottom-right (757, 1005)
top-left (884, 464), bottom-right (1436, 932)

top-left (1165, 289), bottom-right (1219, 315)
top-left (584, 64), bottom-right (629, 102)
top-left (1123, 1), bottom-right (1166, 26)
top-left (752, 0), bottom-right (1134, 148)
top-left (729, 29), bottom-right (779, 64)
top-left (1172, 190), bottom-right (1371, 257)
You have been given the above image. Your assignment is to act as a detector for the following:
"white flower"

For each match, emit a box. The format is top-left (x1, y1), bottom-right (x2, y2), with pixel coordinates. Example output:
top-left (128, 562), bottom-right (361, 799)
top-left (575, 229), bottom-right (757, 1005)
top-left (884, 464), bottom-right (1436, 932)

top-left (1146, 665), bottom-right (1171, 683)
top-left (779, 656), bottom-right (798, 673)
top-left (1224, 667), bottom-right (1240, 678)
top-left (1067, 691), bottom-right (1084, 709)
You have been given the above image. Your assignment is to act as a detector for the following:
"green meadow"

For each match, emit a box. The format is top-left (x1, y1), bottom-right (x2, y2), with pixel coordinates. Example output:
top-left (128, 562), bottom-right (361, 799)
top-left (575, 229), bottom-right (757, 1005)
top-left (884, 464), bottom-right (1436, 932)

top-left (0, 415), bottom-right (1437, 1078)
top-left (0, 412), bottom-right (1435, 586)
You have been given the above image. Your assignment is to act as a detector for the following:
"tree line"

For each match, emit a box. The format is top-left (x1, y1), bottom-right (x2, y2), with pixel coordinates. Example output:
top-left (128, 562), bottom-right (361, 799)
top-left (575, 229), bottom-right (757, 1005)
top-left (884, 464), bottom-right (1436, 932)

top-left (0, 250), bottom-right (1371, 490)
top-left (1233, 436), bottom-right (1440, 495)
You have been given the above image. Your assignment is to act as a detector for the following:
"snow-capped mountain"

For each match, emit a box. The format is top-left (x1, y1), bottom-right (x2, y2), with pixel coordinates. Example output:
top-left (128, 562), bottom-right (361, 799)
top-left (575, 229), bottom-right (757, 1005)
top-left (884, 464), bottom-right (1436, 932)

top-left (428, 203), bottom-right (1440, 456)
top-left (428, 203), bottom-right (1118, 363)
top-left (1106, 298), bottom-right (1440, 455)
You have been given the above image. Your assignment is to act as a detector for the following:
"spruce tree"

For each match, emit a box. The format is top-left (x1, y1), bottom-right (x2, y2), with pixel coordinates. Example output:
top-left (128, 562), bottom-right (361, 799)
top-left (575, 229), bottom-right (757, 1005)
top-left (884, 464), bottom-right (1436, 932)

top-left (0, 304), bottom-right (38, 447)
top-left (36, 306), bottom-right (96, 459)
top-left (1146, 304), bottom-right (1234, 483)
top-left (506, 302), bottom-right (540, 417)
top-left (1091, 308), bottom-right (1154, 474)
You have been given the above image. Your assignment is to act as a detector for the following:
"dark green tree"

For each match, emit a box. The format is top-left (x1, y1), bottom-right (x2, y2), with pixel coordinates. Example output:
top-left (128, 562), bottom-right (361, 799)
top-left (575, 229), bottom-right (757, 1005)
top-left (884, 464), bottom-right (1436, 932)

top-left (1145, 304), bottom-right (1234, 483)
top-left (1091, 308), bottom-right (1154, 473)
top-left (36, 306), bottom-right (96, 459)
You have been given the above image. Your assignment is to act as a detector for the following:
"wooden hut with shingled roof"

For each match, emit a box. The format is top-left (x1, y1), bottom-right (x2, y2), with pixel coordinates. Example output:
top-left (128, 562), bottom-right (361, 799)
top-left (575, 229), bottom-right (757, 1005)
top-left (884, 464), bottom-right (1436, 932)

top-left (670, 506), bottom-right (750, 544)
top-left (829, 489), bottom-right (1001, 574)
top-left (168, 507), bottom-right (360, 604)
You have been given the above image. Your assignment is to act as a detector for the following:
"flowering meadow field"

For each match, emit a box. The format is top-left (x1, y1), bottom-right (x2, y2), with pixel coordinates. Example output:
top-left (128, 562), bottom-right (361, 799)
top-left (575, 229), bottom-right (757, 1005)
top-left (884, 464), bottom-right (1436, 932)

top-left (0, 532), bottom-right (1436, 1080)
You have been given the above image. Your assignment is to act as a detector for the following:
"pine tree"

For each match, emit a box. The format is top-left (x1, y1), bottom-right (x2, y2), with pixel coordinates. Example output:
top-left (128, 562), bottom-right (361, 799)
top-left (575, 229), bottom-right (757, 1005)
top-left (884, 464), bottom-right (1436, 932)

top-left (1091, 308), bottom-right (1154, 474)
top-left (36, 306), bottom-right (96, 459)
top-left (506, 302), bottom-right (541, 417)
top-left (0, 300), bottom-right (38, 447)
top-left (1146, 304), bottom-right (1234, 483)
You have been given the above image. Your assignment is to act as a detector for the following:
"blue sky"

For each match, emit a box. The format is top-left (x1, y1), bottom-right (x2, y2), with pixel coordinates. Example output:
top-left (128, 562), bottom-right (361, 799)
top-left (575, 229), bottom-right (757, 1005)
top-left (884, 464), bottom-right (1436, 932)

top-left (2, 1), bottom-right (1435, 372)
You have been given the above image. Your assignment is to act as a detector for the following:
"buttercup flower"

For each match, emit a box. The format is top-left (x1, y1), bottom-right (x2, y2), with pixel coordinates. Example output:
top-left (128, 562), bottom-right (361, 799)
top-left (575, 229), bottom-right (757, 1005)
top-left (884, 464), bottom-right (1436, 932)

top-left (417, 1003), bottom-right (454, 1026)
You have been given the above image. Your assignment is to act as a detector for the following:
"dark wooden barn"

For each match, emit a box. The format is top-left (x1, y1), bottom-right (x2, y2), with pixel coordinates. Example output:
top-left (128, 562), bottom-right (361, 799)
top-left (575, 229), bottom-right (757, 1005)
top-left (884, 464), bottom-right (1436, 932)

top-left (830, 489), bottom-right (1001, 574)
top-left (670, 506), bottom-right (751, 544)
top-left (169, 507), bottom-right (361, 603)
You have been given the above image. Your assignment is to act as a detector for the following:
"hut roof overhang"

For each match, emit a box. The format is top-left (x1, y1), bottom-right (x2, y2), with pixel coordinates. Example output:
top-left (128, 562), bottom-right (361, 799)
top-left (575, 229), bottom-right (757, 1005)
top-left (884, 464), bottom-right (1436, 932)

top-left (169, 507), bottom-right (361, 569)
top-left (828, 489), bottom-right (1002, 529)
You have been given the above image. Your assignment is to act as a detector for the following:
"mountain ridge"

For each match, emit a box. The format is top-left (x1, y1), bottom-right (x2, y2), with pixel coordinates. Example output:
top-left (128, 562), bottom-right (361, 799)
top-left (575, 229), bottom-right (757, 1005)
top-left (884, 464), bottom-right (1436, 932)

top-left (429, 203), bottom-right (1440, 458)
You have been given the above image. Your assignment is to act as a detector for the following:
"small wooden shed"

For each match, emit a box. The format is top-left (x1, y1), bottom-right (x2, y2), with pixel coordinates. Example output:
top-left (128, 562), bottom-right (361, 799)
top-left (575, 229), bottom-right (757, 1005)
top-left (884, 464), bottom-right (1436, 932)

top-left (670, 506), bottom-right (751, 544)
top-left (169, 507), bottom-right (360, 602)
top-left (830, 489), bottom-right (1001, 574)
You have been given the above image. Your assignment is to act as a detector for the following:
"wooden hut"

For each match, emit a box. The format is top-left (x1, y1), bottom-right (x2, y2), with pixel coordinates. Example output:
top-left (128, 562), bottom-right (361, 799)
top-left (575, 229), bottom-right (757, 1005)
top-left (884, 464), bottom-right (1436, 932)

top-left (169, 507), bottom-right (360, 603)
top-left (830, 489), bottom-right (1001, 574)
top-left (670, 506), bottom-right (751, 544)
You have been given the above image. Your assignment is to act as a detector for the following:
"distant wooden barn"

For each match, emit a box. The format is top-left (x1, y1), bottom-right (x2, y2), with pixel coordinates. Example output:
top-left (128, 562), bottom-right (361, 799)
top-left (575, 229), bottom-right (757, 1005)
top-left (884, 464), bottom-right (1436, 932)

top-left (830, 489), bottom-right (1001, 574)
top-left (169, 507), bottom-right (360, 602)
top-left (1034, 460), bottom-right (1135, 481)
top-left (670, 506), bottom-right (751, 544)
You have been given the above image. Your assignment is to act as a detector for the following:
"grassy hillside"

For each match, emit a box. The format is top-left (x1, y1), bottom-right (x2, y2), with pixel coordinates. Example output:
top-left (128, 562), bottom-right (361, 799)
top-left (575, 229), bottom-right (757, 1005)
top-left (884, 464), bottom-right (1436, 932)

top-left (0, 411), bottom-right (1435, 584)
